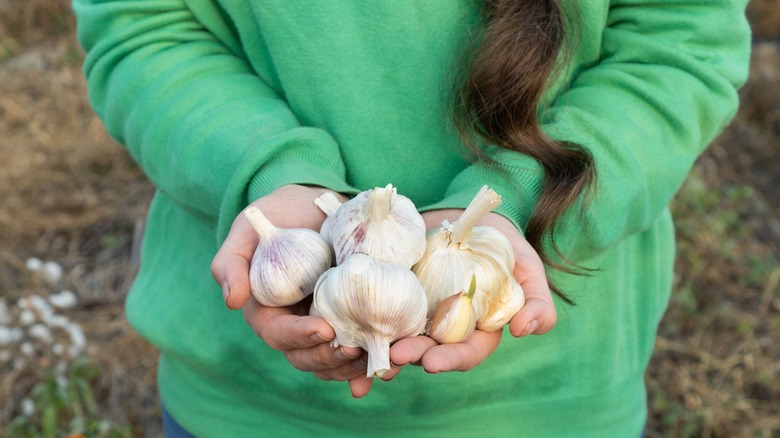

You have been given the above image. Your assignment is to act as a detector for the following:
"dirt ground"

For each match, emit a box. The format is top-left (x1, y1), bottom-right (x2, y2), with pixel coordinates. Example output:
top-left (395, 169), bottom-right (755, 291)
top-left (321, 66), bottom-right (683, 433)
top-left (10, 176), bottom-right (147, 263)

top-left (1, 1), bottom-right (778, 436)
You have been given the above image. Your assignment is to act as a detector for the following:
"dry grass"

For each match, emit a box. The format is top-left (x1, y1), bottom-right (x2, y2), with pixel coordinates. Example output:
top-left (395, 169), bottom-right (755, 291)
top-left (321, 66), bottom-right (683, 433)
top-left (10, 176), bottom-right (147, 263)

top-left (0, 1), bottom-right (160, 435)
top-left (0, 1), bottom-right (778, 436)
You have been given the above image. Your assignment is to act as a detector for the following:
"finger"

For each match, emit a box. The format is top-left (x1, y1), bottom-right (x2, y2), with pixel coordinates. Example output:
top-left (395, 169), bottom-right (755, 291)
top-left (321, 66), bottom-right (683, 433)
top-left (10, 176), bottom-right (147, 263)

top-left (211, 215), bottom-right (258, 310)
top-left (285, 343), bottom-right (363, 372)
top-left (220, 252), bottom-right (253, 310)
top-left (389, 336), bottom-right (439, 367)
top-left (378, 365), bottom-right (402, 381)
top-left (243, 301), bottom-right (336, 350)
top-left (508, 240), bottom-right (557, 338)
top-left (348, 376), bottom-right (374, 399)
top-left (420, 329), bottom-right (502, 374)
top-left (508, 268), bottom-right (556, 338)
top-left (312, 354), bottom-right (368, 382)
top-left (508, 297), bottom-right (557, 337)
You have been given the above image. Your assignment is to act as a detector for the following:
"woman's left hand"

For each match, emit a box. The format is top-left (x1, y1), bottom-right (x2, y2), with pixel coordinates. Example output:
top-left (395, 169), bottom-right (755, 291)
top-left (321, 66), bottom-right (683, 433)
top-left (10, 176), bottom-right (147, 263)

top-left (384, 209), bottom-right (557, 379)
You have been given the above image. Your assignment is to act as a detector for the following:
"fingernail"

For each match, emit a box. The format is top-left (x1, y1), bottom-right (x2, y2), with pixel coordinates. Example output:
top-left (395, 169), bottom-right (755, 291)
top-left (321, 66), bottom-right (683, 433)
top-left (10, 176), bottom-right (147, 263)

top-left (222, 282), bottom-right (230, 301)
top-left (521, 320), bottom-right (539, 337)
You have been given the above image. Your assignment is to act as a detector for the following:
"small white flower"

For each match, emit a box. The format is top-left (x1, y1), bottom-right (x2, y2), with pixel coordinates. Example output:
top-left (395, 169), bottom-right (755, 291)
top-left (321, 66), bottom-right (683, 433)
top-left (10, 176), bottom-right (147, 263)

top-left (21, 398), bottom-right (35, 416)
top-left (28, 295), bottom-right (50, 312)
top-left (52, 343), bottom-right (64, 355)
top-left (66, 324), bottom-right (86, 357)
top-left (28, 324), bottom-right (52, 344)
top-left (19, 310), bottom-right (36, 326)
top-left (49, 290), bottom-right (78, 309)
top-left (41, 261), bottom-right (64, 283)
top-left (28, 295), bottom-right (54, 325)
top-left (48, 314), bottom-right (69, 328)
top-left (25, 257), bottom-right (43, 272)
top-left (9, 328), bottom-right (23, 343)
top-left (0, 327), bottom-right (14, 345)
top-left (20, 342), bottom-right (34, 356)
top-left (56, 374), bottom-right (68, 391)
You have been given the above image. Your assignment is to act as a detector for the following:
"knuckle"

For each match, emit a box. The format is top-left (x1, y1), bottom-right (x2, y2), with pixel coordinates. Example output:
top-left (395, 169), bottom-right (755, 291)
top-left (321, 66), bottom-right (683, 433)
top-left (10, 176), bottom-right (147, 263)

top-left (308, 348), bottom-right (333, 369)
top-left (260, 327), bottom-right (284, 351)
top-left (284, 351), bottom-right (307, 371)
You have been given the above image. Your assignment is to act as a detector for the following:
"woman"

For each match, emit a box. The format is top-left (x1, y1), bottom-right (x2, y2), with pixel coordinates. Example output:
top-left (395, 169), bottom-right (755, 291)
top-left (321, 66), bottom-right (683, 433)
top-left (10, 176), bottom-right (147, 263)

top-left (74, 0), bottom-right (751, 436)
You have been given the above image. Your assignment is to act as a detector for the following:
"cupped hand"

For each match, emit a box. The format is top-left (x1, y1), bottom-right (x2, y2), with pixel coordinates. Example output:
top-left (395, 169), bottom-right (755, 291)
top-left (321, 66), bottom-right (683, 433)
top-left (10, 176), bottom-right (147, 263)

top-left (386, 209), bottom-right (556, 377)
top-left (210, 184), bottom-right (374, 398)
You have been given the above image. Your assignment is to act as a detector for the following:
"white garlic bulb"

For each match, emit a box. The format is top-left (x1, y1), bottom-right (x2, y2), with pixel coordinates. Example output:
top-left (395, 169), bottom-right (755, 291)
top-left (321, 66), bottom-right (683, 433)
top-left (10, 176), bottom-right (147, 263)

top-left (311, 253), bottom-right (428, 377)
top-left (413, 186), bottom-right (525, 333)
top-left (314, 184), bottom-right (426, 269)
top-left (244, 206), bottom-right (332, 307)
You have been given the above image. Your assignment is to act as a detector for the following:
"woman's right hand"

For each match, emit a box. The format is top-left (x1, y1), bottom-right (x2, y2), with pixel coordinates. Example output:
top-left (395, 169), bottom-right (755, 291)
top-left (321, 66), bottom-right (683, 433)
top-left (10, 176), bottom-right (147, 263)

top-left (210, 185), bottom-right (375, 397)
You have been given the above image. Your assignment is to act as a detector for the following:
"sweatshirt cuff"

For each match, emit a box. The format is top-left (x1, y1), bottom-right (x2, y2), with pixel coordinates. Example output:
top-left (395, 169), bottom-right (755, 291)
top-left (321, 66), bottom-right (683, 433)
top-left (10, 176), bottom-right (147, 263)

top-left (217, 127), bottom-right (357, 242)
top-left (418, 146), bottom-right (545, 235)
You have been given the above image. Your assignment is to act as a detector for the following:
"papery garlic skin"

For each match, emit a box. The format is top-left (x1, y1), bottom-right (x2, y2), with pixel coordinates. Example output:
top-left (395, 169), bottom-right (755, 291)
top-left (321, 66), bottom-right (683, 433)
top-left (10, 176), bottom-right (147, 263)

top-left (413, 186), bottom-right (525, 333)
top-left (245, 206), bottom-right (332, 307)
top-left (316, 184), bottom-right (426, 269)
top-left (310, 253), bottom-right (428, 377)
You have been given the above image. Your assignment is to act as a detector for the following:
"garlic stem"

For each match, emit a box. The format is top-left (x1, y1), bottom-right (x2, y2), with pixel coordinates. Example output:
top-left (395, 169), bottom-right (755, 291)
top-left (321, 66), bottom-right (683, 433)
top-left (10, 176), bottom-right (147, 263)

top-left (244, 206), bottom-right (277, 239)
top-left (364, 333), bottom-right (391, 378)
top-left (449, 185), bottom-right (502, 247)
top-left (366, 184), bottom-right (394, 222)
top-left (314, 192), bottom-right (343, 217)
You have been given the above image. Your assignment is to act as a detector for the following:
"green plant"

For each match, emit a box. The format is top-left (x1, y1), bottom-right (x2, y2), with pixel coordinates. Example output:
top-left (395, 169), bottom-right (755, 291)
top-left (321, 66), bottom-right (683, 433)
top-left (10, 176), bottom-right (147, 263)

top-left (7, 357), bottom-right (132, 438)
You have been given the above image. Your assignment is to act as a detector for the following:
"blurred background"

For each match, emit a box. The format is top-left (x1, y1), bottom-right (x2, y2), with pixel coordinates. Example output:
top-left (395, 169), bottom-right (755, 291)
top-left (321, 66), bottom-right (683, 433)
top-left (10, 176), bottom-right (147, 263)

top-left (0, 1), bottom-right (777, 436)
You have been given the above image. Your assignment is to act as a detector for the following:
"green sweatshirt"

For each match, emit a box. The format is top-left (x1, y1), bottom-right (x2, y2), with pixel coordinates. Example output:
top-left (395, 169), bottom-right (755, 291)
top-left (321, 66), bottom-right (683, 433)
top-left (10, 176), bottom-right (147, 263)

top-left (74, 1), bottom-right (750, 436)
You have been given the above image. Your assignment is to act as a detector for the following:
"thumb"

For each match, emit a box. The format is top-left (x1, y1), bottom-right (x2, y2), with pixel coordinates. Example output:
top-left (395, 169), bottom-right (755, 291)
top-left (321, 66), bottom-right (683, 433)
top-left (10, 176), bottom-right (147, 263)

top-left (211, 215), bottom-right (258, 310)
top-left (214, 252), bottom-right (253, 310)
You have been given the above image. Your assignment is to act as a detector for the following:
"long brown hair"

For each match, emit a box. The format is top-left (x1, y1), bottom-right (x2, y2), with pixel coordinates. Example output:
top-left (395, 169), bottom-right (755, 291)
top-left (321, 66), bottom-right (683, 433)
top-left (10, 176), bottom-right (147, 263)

top-left (454, 0), bottom-right (596, 304)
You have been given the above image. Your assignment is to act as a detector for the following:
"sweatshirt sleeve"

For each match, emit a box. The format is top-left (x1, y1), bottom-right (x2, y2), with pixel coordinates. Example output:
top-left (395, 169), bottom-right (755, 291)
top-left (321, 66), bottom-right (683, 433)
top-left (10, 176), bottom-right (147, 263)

top-left (420, 0), bottom-right (751, 262)
top-left (73, 0), bottom-right (357, 242)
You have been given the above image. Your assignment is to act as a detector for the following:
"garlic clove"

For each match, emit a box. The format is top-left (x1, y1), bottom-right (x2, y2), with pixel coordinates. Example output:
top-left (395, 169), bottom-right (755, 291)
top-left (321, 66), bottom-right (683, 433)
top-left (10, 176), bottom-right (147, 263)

top-left (474, 279), bottom-right (525, 332)
top-left (315, 184), bottom-right (426, 269)
top-left (313, 192), bottom-right (343, 247)
top-left (313, 191), bottom-right (343, 217)
top-left (310, 253), bottom-right (428, 377)
top-left (428, 275), bottom-right (477, 344)
top-left (245, 206), bottom-right (332, 307)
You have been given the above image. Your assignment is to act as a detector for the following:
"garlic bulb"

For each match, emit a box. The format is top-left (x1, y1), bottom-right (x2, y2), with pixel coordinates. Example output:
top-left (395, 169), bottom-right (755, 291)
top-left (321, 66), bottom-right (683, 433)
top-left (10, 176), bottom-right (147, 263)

top-left (413, 186), bottom-right (525, 333)
top-left (314, 184), bottom-right (426, 269)
top-left (244, 206), bottom-right (332, 307)
top-left (310, 253), bottom-right (428, 377)
top-left (428, 275), bottom-right (477, 344)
